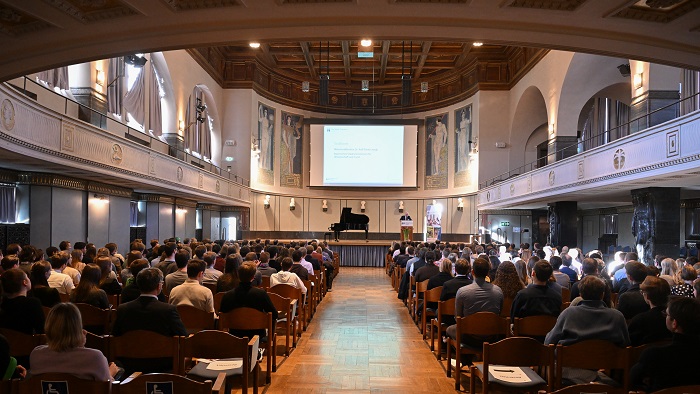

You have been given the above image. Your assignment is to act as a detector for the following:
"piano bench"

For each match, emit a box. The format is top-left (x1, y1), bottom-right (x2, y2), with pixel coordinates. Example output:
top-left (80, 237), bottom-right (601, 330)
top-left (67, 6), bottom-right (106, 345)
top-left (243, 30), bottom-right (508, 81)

top-left (324, 232), bottom-right (332, 243)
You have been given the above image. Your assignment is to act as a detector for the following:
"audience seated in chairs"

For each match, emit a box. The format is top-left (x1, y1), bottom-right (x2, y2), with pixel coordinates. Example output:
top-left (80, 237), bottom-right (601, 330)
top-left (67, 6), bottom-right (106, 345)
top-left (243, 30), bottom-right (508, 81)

top-left (569, 258), bottom-right (613, 307)
top-left (617, 261), bottom-right (650, 320)
top-left (631, 297), bottom-right (700, 391)
top-left (202, 251), bottom-right (223, 285)
top-left (164, 249), bottom-right (191, 296)
top-left (510, 260), bottom-right (562, 321)
top-left (26, 261), bottom-right (61, 308)
top-left (70, 264), bottom-right (109, 309)
top-left (270, 258), bottom-right (307, 295)
top-left (47, 252), bottom-right (75, 296)
top-left (628, 275), bottom-right (672, 346)
top-left (29, 302), bottom-right (119, 381)
top-left (217, 254), bottom-right (242, 293)
top-left (168, 260), bottom-right (215, 314)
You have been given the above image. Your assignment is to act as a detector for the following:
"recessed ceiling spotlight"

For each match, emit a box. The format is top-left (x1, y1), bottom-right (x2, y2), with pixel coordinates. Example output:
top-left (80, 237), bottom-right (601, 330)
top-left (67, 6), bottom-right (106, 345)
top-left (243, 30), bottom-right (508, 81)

top-left (249, 42), bottom-right (261, 49)
top-left (472, 42), bottom-right (484, 47)
top-left (360, 39), bottom-right (372, 47)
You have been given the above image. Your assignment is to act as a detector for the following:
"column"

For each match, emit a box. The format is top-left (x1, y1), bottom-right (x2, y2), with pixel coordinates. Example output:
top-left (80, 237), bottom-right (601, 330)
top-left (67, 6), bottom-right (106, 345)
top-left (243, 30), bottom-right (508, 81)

top-left (631, 187), bottom-right (680, 266)
top-left (629, 62), bottom-right (680, 133)
top-left (548, 201), bottom-right (577, 248)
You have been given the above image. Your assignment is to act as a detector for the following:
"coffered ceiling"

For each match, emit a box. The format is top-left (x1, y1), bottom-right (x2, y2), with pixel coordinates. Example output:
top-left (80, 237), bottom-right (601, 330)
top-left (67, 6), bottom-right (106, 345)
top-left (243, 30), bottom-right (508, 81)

top-left (0, 0), bottom-right (698, 84)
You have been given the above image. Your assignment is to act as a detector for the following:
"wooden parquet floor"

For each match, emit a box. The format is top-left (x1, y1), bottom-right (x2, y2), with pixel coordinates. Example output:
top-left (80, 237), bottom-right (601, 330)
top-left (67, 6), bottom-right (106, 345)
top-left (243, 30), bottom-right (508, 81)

top-left (262, 267), bottom-right (457, 394)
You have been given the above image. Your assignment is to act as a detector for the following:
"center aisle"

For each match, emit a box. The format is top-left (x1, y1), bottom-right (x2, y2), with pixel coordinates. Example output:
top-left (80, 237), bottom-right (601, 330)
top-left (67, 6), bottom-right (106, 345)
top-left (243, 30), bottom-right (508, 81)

top-left (265, 267), bottom-right (456, 393)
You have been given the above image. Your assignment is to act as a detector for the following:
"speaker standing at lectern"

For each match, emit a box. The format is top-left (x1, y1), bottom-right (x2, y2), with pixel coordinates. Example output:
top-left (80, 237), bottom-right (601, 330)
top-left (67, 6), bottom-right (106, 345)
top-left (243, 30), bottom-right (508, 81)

top-left (400, 212), bottom-right (413, 241)
top-left (400, 212), bottom-right (412, 221)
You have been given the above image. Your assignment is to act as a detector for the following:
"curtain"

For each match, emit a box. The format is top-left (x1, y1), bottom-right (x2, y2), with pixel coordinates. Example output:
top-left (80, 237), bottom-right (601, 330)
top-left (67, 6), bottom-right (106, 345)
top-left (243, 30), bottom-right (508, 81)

top-left (37, 67), bottom-right (69, 91)
top-left (681, 69), bottom-right (699, 116)
top-left (107, 58), bottom-right (123, 116)
top-left (333, 245), bottom-right (387, 267)
top-left (129, 201), bottom-right (138, 227)
top-left (581, 105), bottom-right (594, 152)
top-left (149, 62), bottom-right (163, 137)
top-left (0, 186), bottom-right (16, 223)
top-left (123, 66), bottom-right (145, 127)
top-left (615, 101), bottom-right (630, 140)
top-left (185, 88), bottom-right (212, 159)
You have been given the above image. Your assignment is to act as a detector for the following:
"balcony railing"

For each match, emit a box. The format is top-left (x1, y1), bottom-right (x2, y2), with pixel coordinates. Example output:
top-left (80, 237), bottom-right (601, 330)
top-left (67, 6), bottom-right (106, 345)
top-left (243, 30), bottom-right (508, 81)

top-left (480, 92), bottom-right (700, 189)
top-left (7, 76), bottom-right (250, 187)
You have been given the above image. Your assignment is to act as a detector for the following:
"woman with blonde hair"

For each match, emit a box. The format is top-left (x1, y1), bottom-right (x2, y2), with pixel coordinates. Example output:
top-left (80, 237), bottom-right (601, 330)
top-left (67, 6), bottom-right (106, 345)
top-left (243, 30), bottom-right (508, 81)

top-left (659, 258), bottom-right (678, 286)
top-left (29, 303), bottom-right (118, 380)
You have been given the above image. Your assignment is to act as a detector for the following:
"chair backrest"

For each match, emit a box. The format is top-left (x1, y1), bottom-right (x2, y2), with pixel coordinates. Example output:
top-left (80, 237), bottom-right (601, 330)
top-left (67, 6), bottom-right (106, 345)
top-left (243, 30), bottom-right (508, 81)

top-left (180, 330), bottom-right (258, 375)
top-left (512, 315), bottom-right (558, 338)
top-left (555, 340), bottom-right (628, 391)
top-left (117, 372), bottom-right (215, 394)
top-left (456, 312), bottom-right (509, 337)
top-left (85, 331), bottom-right (111, 360)
top-left (561, 287), bottom-right (571, 302)
top-left (538, 383), bottom-right (621, 394)
top-left (218, 307), bottom-right (273, 334)
top-left (500, 296), bottom-right (514, 318)
top-left (416, 278), bottom-right (429, 292)
top-left (642, 385), bottom-right (700, 394)
top-left (0, 328), bottom-right (46, 360)
top-left (202, 282), bottom-right (218, 294)
top-left (437, 298), bottom-right (456, 320)
top-left (108, 294), bottom-right (120, 308)
top-left (261, 276), bottom-right (271, 289)
top-left (269, 283), bottom-right (303, 307)
top-left (109, 330), bottom-right (180, 373)
top-left (484, 336), bottom-right (554, 370)
top-left (268, 292), bottom-right (295, 320)
top-left (17, 373), bottom-right (112, 394)
top-left (74, 303), bottom-right (113, 334)
top-left (424, 286), bottom-right (443, 303)
top-left (176, 304), bottom-right (216, 334)
top-left (213, 292), bottom-right (226, 313)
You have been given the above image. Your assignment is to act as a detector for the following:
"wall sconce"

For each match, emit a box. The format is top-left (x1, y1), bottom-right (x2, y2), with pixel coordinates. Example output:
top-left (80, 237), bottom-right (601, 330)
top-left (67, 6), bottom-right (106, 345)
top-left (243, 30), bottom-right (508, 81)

top-left (322, 199), bottom-right (328, 212)
top-left (634, 72), bottom-right (643, 89)
top-left (95, 69), bottom-right (105, 87)
top-left (421, 82), bottom-right (428, 93)
top-left (178, 120), bottom-right (185, 132)
top-left (360, 200), bottom-right (366, 212)
top-left (469, 137), bottom-right (479, 154)
top-left (289, 198), bottom-right (295, 210)
top-left (93, 193), bottom-right (109, 204)
top-left (457, 197), bottom-right (464, 212)
top-left (302, 81), bottom-right (310, 93)
top-left (548, 123), bottom-right (555, 135)
top-left (176, 206), bottom-right (187, 214)
top-left (263, 195), bottom-right (271, 209)
top-left (398, 201), bottom-right (404, 213)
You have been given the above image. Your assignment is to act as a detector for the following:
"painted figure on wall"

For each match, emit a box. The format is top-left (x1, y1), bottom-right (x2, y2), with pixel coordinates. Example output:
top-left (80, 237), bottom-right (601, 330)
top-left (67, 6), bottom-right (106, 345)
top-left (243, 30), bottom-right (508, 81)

top-left (455, 105), bottom-right (472, 173)
top-left (281, 112), bottom-right (303, 174)
top-left (257, 103), bottom-right (274, 170)
top-left (426, 113), bottom-right (448, 176)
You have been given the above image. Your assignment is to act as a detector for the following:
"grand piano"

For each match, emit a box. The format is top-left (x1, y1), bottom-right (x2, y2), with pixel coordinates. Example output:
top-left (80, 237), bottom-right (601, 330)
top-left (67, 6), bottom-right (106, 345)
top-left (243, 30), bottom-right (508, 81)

top-left (329, 207), bottom-right (369, 241)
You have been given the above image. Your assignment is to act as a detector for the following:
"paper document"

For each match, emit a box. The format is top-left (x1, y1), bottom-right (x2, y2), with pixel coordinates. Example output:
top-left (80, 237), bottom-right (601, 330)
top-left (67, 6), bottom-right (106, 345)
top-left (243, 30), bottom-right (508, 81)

top-left (489, 365), bottom-right (532, 383)
top-left (206, 359), bottom-right (243, 370)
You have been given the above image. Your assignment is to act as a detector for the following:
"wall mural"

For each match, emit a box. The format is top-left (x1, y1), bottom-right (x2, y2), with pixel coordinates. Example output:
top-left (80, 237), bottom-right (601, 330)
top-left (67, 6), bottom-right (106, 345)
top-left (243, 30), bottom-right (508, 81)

top-left (255, 102), bottom-right (274, 185)
top-left (425, 113), bottom-right (448, 189)
top-left (280, 111), bottom-right (303, 188)
top-left (454, 104), bottom-right (472, 187)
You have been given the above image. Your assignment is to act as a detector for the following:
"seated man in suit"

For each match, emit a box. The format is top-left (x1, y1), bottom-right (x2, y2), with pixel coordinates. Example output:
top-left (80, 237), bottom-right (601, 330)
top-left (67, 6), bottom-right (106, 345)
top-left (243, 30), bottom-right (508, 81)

top-left (112, 267), bottom-right (187, 374)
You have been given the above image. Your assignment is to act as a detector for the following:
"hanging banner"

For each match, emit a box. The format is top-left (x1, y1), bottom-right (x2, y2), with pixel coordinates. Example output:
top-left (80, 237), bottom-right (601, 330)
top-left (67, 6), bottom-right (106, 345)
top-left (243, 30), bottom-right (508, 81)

top-left (425, 204), bottom-right (442, 242)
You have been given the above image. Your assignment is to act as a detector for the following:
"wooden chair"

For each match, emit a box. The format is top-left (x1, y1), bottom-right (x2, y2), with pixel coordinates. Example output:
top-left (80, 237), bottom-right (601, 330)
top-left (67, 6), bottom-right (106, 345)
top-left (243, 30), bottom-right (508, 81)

top-left (500, 296), bottom-right (514, 319)
top-left (218, 308), bottom-right (276, 384)
top-left (108, 294), bottom-right (120, 308)
top-left (332, 252), bottom-right (340, 279)
top-left (554, 340), bottom-right (629, 392)
top-left (116, 372), bottom-right (225, 394)
top-left (421, 286), bottom-right (442, 339)
top-left (302, 279), bottom-right (316, 319)
top-left (85, 331), bottom-right (111, 359)
top-left (59, 293), bottom-right (70, 303)
top-left (180, 330), bottom-right (259, 394)
top-left (269, 284), bottom-right (305, 333)
top-left (261, 276), bottom-right (271, 290)
top-left (469, 337), bottom-right (554, 394)
top-left (16, 372), bottom-right (113, 394)
top-left (202, 282), bottom-right (218, 295)
top-left (537, 383), bottom-right (620, 394)
top-left (176, 304), bottom-right (216, 334)
top-left (413, 278), bottom-right (429, 321)
top-left (407, 275), bottom-right (417, 314)
top-left (75, 303), bottom-right (114, 335)
top-left (213, 292), bottom-right (226, 314)
top-left (110, 330), bottom-right (181, 375)
top-left (512, 315), bottom-right (558, 340)
top-left (268, 292), bottom-right (297, 355)
top-left (0, 328), bottom-right (46, 368)
top-left (430, 298), bottom-right (455, 360)
top-left (561, 301), bottom-right (571, 311)
top-left (446, 312), bottom-right (510, 390)
top-left (561, 287), bottom-right (571, 302)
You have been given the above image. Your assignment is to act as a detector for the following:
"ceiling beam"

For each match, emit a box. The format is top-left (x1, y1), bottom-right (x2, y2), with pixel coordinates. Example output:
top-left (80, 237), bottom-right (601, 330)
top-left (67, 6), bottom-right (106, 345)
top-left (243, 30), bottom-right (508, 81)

top-left (299, 41), bottom-right (318, 80)
top-left (379, 41), bottom-right (390, 84)
top-left (413, 41), bottom-right (432, 80)
top-left (258, 44), bottom-right (277, 68)
top-left (455, 43), bottom-right (473, 68)
top-left (341, 40), bottom-right (352, 86)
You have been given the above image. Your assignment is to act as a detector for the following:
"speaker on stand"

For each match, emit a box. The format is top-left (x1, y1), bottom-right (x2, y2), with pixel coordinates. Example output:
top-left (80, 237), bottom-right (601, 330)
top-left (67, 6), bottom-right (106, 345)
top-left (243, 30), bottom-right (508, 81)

top-left (401, 75), bottom-right (412, 106)
top-left (319, 75), bottom-right (329, 106)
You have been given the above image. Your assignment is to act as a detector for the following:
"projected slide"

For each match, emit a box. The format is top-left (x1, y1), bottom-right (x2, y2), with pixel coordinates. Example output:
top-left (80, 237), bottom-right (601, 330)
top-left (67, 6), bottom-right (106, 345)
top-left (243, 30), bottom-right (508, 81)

top-left (323, 125), bottom-right (404, 186)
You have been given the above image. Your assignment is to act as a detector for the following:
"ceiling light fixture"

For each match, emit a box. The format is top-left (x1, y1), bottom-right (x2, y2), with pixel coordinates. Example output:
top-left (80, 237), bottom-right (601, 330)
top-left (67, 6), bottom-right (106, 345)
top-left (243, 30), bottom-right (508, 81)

top-left (472, 42), bottom-right (484, 47)
top-left (360, 39), bottom-right (372, 47)
top-left (249, 42), bottom-right (261, 49)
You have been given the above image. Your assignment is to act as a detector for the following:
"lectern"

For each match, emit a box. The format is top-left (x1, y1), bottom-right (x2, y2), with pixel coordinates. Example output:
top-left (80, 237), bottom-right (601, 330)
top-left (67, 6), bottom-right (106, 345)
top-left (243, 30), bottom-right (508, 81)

top-left (400, 220), bottom-right (413, 241)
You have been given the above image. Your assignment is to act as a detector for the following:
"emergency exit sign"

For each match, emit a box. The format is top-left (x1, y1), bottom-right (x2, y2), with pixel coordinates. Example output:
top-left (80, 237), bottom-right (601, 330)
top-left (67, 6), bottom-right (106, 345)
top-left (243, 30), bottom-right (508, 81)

top-left (500, 221), bottom-right (510, 226)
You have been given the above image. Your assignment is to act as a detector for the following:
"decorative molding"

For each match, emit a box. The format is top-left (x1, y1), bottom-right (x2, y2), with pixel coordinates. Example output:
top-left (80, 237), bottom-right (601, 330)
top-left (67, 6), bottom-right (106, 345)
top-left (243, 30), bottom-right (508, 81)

top-left (504, 0), bottom-right (587, 11)
top-left (480, 209), bottom-right (532, 215)
top-left (136, 194), bottom-right (176, 204)
top-left (0, 169), bottom-right (17, 183)
top-left (608, 0), bottom-right (699, 23)
top-left (175, 198), bottom-right (198, 208)
top-left (0, 4), bottom-right (53, 36)
top-left (17, 173), bottom-right (86, 191)
top-left (87, 182), bottom-right (133, 198)
top-left (162, 0), bottom-right (243, 11)
top-left (44, 0), bottom-right (140, 23)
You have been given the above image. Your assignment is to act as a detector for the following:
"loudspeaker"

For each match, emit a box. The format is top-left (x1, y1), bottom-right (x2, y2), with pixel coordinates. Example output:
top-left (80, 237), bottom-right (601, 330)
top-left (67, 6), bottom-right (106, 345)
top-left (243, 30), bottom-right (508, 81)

top-left (401, 76), bottom-right (412, 106)
top-left (319, 75), bottom-right (329, 106)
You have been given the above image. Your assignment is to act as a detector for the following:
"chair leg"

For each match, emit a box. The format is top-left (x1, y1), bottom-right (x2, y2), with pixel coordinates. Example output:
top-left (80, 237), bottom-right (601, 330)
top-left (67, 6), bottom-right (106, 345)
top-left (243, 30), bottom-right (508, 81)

top-left (446, 339), bottom-right (452, 378)
top-left (272, 338), bottom-right (277, 372)
top-left (469, 365), bottom-right (476, 394)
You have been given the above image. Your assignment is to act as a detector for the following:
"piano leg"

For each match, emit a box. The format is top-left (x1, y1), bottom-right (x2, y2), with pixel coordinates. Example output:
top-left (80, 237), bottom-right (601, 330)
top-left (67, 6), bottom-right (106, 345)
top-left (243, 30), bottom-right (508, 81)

top-left (334, 229), bottom-right (340, 242)
top-left (365, 228), bottom-right (368, 240)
